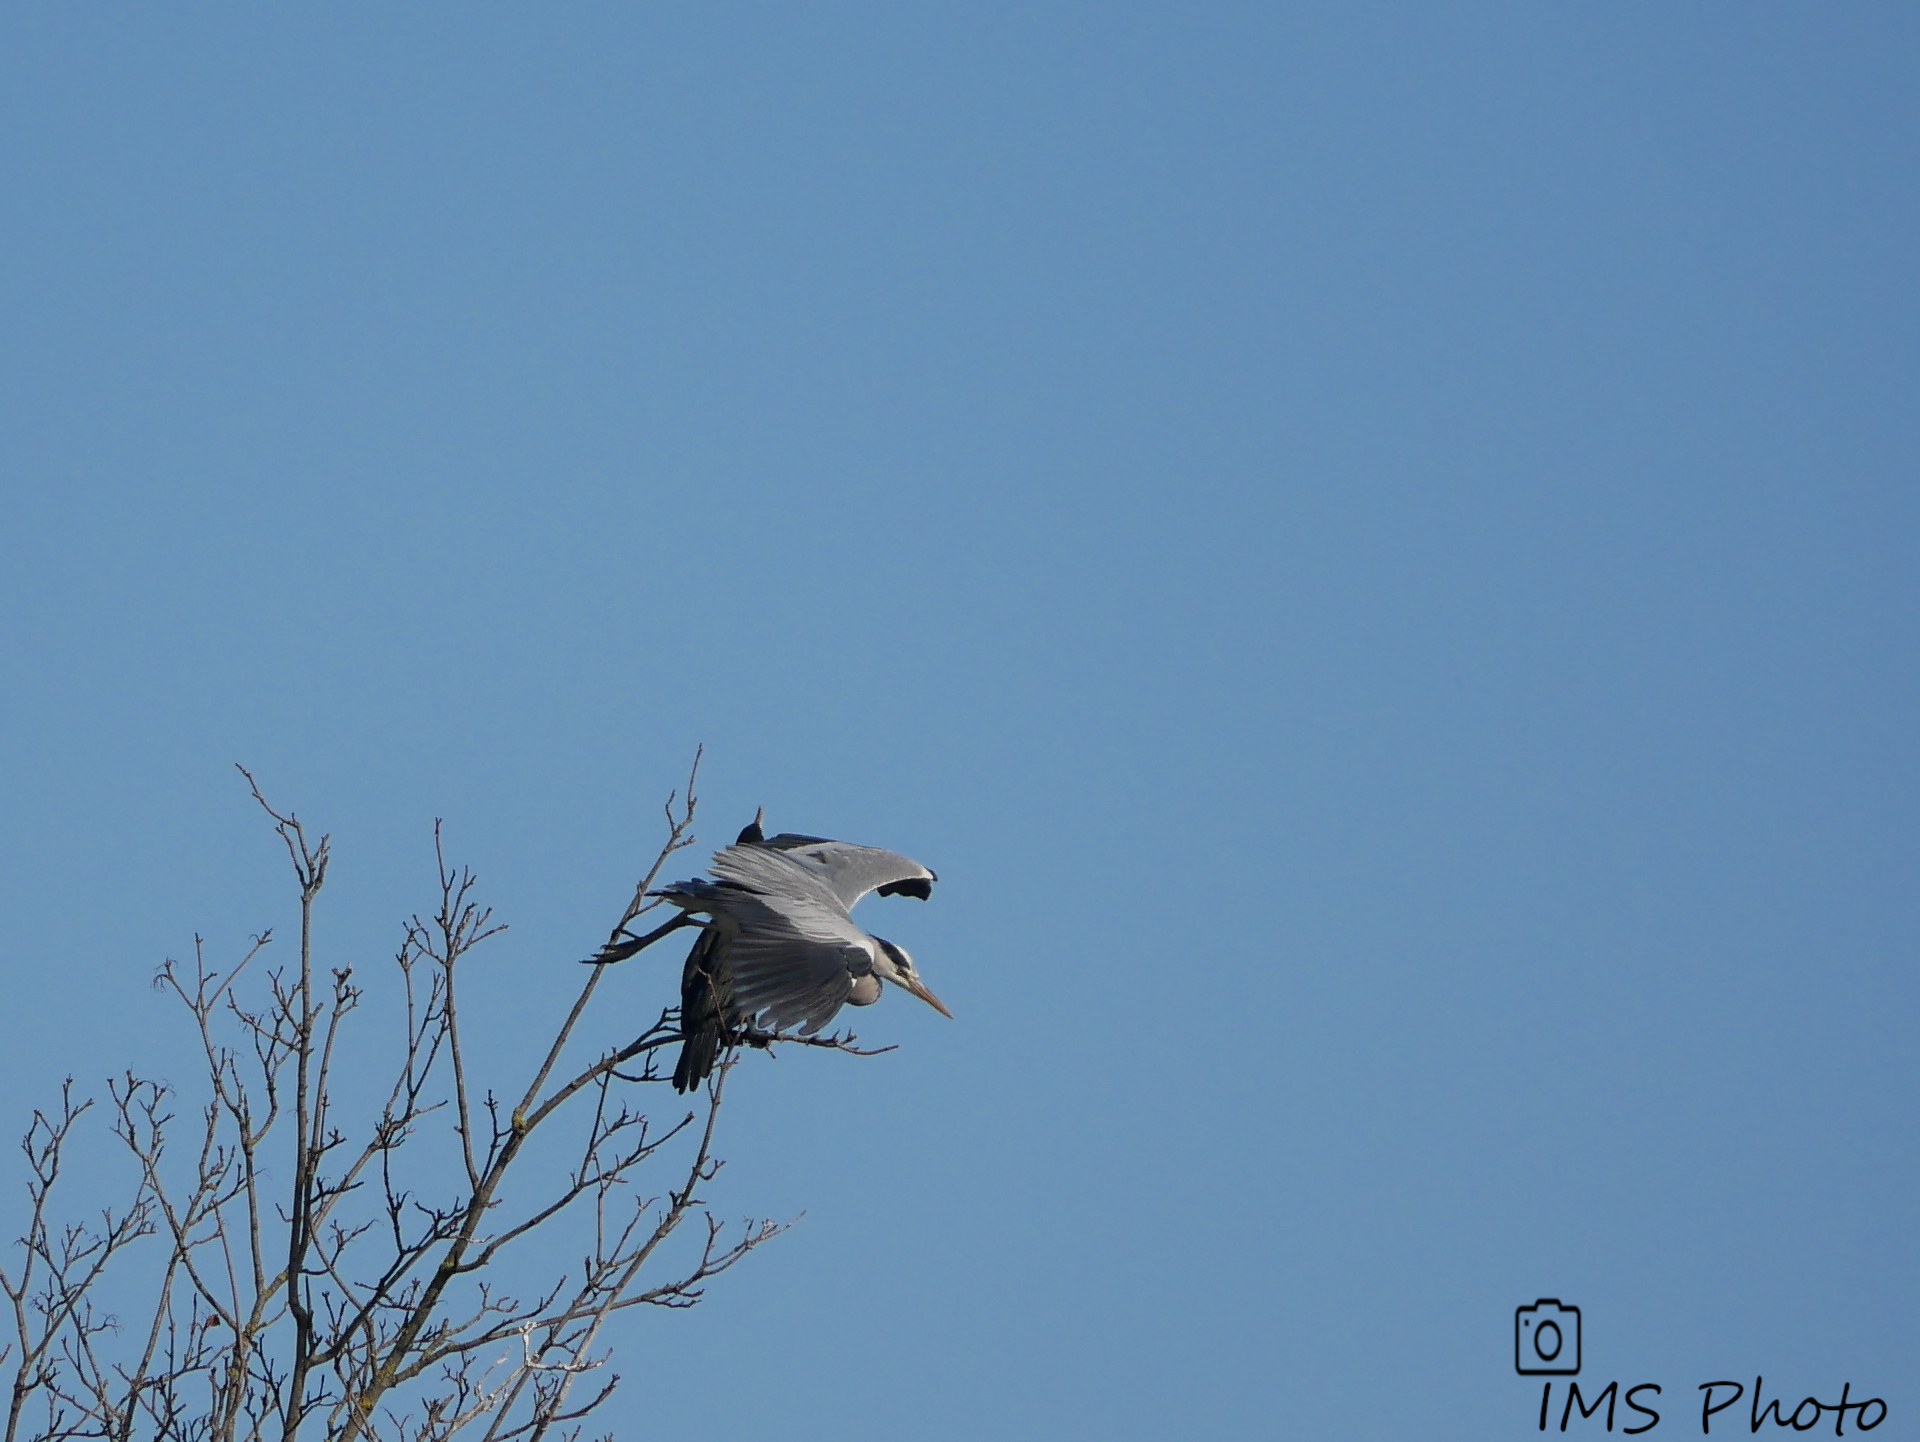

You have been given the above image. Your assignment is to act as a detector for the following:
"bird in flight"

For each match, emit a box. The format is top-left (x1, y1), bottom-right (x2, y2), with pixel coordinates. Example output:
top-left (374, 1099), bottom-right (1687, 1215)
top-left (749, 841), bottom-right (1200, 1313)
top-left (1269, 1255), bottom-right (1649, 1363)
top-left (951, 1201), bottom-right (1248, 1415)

top-left (653, 814), bottom-right (948, 1092)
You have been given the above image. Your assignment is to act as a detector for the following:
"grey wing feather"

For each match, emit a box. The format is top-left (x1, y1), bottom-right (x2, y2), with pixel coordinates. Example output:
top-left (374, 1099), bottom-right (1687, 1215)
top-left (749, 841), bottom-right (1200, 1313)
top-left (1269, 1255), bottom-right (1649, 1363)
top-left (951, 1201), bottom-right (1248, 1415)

top-left (759, 833), bottom-right (832, 850)
top-left (728, 924), bottom-right (867, 1034)
top-left (690, 846), bottom-right (875, 1034)
top-left (758, 837), bottom-right (937, 909)
top-left (706, 844), bottom-right (863, 927)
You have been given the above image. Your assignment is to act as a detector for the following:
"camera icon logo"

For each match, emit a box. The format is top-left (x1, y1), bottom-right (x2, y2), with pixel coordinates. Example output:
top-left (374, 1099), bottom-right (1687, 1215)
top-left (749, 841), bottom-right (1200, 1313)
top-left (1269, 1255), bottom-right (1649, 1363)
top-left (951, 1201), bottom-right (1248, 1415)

top-left (1515, 1299), bottom-right (1581, 1375)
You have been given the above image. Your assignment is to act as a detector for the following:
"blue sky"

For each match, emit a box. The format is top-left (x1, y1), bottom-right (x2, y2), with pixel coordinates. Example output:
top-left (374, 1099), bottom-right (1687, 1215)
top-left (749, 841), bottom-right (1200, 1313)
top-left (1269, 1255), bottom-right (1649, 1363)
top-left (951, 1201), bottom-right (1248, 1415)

top-left (1, 6), bottom-right (1915, 1437)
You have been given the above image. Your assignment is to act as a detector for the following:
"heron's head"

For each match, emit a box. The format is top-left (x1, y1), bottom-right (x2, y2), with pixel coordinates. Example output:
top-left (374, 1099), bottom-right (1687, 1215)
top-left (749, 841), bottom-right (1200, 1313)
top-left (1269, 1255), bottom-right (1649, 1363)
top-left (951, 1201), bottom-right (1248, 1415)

top-left (873, 937), bottom-right (952, 1019)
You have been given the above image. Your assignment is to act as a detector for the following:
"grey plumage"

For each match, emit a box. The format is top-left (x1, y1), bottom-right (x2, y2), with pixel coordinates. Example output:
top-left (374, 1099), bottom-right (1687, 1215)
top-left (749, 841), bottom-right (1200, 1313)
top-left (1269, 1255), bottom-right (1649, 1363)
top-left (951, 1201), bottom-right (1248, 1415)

top-left (658, 825), bottom-right (947, 1092)
top-left (756, 833), bottom-right (939, 905)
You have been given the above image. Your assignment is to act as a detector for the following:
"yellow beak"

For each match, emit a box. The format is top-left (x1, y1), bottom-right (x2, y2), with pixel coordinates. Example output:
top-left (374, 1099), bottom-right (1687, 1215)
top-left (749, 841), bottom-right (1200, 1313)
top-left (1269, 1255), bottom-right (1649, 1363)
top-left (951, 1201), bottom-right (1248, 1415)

top-left (901, 975), bottom-right (954, 1019)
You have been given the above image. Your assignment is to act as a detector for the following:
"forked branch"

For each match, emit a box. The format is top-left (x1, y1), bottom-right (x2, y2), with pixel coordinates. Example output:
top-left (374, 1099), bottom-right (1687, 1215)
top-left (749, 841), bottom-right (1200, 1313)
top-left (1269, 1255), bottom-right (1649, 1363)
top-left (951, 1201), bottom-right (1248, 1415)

top-left (0, 752), bottom-right (812, 1442)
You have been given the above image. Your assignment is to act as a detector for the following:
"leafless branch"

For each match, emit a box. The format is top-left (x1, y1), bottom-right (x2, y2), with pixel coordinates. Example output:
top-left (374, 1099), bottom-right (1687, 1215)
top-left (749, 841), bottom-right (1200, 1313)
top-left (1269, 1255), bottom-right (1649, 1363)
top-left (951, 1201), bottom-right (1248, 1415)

top-left (0, 750), bottom-right (848, 1442)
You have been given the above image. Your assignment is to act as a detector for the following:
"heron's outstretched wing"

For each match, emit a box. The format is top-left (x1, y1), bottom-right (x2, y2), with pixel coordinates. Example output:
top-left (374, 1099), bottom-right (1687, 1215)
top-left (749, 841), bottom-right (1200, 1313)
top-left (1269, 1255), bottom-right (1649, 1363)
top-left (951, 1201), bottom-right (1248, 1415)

top-left (674, 925), bottom-right (730, 1093)
top-left (758, 834), bottom-right (937, 908)
top-left (666, 846), bottom-right (876, 1036)
top-left (729, 917), bottom-right (859, 1027)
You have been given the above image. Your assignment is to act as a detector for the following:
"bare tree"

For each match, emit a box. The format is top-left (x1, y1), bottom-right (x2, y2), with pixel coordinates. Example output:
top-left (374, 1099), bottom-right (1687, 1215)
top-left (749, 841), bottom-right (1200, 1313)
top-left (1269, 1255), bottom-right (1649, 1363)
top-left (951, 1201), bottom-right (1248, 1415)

top-left (0, 756), bottom-right (871, 1442)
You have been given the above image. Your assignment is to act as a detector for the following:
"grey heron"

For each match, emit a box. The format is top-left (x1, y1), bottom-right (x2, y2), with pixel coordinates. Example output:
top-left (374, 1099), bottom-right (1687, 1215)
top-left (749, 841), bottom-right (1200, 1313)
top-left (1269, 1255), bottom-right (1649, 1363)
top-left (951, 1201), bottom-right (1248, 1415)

top-left (660, 816), bottom-right (947, 1092)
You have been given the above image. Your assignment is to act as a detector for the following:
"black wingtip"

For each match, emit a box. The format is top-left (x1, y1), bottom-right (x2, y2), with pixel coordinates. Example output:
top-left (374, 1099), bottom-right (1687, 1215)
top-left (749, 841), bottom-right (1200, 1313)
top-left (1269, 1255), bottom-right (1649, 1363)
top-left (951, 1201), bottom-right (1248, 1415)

top-left (876, 877), bottom-right (934, 901)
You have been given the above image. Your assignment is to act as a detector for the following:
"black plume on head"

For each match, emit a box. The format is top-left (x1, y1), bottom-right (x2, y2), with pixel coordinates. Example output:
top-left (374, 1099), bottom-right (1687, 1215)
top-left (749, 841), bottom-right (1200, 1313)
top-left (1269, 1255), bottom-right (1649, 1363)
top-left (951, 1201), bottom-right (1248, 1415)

top-left (736, 818), bottom-right (765, 845)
